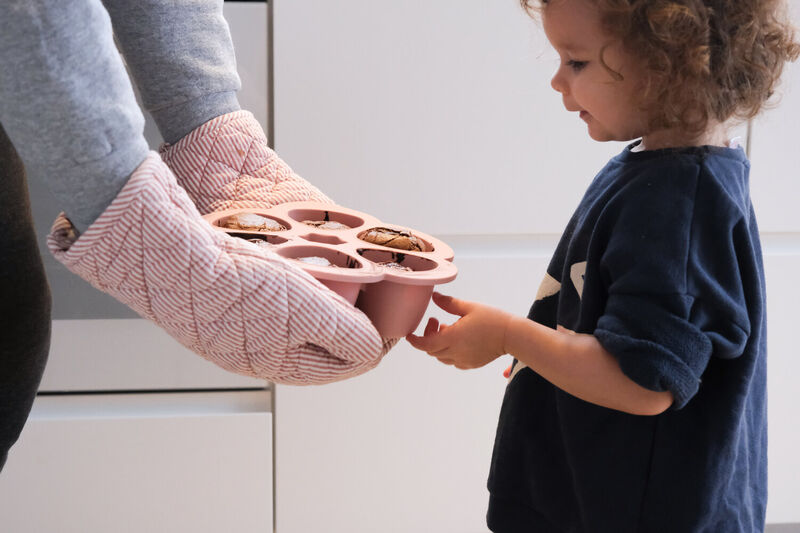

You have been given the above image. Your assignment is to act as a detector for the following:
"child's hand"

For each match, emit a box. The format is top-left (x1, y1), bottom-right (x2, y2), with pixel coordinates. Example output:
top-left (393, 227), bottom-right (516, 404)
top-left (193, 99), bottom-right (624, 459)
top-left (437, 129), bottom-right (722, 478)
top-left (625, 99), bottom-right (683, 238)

top-left (406, 292), bottom-right (513, 370)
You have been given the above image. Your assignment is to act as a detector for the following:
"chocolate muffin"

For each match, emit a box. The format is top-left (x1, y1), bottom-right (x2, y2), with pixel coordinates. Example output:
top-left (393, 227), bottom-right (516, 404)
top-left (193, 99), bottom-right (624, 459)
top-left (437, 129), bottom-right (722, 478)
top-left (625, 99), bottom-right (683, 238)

top-left (377, 261), bottom-right (413, 272)
top-left (224, 213), bottom-right (286, 231)
top-left (247, 238), bottom-right (274, 248)
top-left (360, 227), bottom-right (423, 252)
top-left (296, 256), bottom-right (334, 267)
top-left (303, 220), bottom-right (350, 230)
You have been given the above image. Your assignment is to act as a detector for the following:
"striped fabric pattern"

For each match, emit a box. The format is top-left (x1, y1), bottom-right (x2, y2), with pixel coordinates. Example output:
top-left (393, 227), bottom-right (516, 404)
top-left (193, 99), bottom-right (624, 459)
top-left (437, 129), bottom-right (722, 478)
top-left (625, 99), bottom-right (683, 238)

top-left (48, 152), bottom-right (387, 385)
top-left (160, 110), bottom-right (332, 216)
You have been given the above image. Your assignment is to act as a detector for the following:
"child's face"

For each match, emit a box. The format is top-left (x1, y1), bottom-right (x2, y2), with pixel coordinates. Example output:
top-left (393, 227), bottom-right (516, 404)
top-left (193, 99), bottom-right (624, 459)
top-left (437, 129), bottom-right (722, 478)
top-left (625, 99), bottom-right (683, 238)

top-left (542, 0), bottom-right (647, 143)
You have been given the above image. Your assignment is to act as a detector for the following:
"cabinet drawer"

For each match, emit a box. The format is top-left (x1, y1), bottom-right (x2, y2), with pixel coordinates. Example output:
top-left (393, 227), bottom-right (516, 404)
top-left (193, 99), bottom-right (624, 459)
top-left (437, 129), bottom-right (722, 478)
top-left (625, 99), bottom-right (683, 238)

top-left (764, 246), bottom-right (800, 524)
top-left (40, 319), bottom-right (265, 392)
top-left (0, 391), bottom-right (272, 533)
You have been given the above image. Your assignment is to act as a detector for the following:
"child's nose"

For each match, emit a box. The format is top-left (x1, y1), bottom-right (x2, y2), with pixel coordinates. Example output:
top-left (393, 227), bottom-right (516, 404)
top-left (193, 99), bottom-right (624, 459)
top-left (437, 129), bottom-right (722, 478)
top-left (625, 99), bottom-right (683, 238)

top-left (551, 69), bottom-right (568, 95)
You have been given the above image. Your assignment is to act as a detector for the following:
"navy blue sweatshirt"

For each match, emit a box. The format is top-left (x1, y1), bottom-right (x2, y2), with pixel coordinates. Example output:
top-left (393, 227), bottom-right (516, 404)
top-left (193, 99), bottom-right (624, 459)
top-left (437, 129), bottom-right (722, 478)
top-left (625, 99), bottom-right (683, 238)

top-left (486, 143), bottom-right (767, 533)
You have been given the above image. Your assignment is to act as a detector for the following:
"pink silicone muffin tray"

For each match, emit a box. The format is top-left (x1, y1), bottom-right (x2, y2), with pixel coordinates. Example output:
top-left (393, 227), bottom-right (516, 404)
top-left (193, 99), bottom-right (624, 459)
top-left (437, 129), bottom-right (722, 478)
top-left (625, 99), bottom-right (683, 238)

top-left (203, 201), bottom-right (457, 337)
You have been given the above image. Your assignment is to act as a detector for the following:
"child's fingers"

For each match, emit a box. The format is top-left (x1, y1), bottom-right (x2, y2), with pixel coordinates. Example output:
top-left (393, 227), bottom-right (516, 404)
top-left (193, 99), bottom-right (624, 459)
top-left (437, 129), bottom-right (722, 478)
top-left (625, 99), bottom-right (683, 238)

top-left (432, 292), bottom-right (472, 317)
top-left (405, 327), bottom-right (451, 354)
top-left (405, 318), bottom-right (441, 351)
top-left (405, 333), bottom-right (424, 350)
top-left (424, 317), bottom-right (440, 337)
top-left (405, 331), bottom-right (436, 351)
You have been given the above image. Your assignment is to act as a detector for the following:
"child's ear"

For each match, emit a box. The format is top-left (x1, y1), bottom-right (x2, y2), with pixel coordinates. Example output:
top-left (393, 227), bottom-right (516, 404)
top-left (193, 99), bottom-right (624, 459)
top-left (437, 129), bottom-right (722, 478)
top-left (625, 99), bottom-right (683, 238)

top-left (599, 44), bottom-right (625, 82)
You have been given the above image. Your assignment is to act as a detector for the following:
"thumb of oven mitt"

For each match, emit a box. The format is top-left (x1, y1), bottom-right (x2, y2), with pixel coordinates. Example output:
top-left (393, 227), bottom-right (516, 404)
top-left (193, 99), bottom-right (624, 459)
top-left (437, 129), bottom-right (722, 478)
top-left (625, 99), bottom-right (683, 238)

top-left (159, 109), bottom-right (400, 354)
top-left (47, 152), bottom-right (385, 384)
top-left (159, 109), bottom-right (331, 214)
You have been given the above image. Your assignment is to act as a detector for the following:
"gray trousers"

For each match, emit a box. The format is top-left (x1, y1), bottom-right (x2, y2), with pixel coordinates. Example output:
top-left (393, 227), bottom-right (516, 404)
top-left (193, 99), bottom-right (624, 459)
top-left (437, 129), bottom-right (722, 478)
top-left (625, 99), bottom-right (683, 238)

top-left (0, 0), bottom-right (241, 231)
top-left (0, 0), bottom-right (245, 472)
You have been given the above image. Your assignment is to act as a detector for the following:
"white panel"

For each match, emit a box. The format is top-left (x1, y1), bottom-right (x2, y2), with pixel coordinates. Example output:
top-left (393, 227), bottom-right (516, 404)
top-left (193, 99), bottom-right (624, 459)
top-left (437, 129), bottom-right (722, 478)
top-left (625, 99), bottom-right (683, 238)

top-left (748, 3), bottom-right (800, 232)
top-left (224, 2), bottom-right (269, 132)
top-left (41, 320), bottom-right (265, 391)
top-left (0, 392), bottom-right (272, 533)
top-left (274, 0), bottom-right (626, 236)
top-left (764, 239), bottom-right (800, 524)
top-left (139, 2), bottom-right (269, 147)
top-left (275, 247), bottom-right (553, 533)
top-left (276, 354), bottom-right (508, 533)
top-left (29, 389), bottom-right (271, 418)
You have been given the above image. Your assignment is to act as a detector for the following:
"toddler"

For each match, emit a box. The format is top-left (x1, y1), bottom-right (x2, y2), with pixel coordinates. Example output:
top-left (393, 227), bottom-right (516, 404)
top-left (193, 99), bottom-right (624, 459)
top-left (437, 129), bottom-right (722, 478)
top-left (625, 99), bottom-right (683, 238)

top-left (407, 0), bottom-right (799, 531)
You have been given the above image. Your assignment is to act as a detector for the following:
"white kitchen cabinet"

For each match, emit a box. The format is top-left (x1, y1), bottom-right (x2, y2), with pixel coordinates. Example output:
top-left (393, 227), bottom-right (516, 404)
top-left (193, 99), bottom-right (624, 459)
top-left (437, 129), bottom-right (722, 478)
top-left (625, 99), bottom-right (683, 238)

top-left (0, 391), bottom-right (273, 533)
top-left (764, 249), bottom-right (800, 524)
top-left (274, 355), bottom-right (510, 533)
top-left (40, 319), bottom-right (265, 391)
top-left (272, 0), bottom-right (800, 531)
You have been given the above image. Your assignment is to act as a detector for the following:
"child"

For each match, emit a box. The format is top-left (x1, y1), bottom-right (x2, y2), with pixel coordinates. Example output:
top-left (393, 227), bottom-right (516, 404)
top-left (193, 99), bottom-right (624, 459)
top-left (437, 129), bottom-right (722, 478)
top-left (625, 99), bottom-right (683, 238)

top-left (407, 0), bottom-right (799, 531)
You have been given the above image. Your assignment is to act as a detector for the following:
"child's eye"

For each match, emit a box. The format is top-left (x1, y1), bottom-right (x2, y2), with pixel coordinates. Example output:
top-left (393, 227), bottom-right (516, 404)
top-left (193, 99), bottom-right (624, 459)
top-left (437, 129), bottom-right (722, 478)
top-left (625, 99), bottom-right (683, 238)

top-left (566, 60), bottom-right (588, 72)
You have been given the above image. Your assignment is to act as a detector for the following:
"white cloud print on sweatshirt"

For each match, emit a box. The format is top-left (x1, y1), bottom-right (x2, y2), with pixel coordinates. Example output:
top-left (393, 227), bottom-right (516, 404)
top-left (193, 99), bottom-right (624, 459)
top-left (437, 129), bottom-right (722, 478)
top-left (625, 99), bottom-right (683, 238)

top-left (508, 261), bottom-right (587, 382)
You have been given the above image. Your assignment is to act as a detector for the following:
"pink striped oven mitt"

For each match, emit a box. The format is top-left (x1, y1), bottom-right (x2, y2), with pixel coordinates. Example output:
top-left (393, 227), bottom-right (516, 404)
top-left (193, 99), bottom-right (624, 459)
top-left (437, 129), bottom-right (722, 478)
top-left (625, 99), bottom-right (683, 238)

top-left (48, 151), bottom-right (389, 385)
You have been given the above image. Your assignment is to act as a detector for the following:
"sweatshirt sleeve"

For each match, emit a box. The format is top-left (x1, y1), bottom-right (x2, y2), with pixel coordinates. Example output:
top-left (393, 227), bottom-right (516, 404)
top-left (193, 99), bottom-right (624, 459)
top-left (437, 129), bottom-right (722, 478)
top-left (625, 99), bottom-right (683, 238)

top-left (593, 161), bottom-right (751, 409)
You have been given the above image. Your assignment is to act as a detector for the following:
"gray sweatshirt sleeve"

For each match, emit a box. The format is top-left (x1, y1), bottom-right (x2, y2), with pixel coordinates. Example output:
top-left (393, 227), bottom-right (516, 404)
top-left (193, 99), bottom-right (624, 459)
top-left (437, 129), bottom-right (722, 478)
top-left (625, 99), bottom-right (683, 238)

top-left (0, 0), bottom-right (149, 231)
top-left (101, 0), bottom-right (242, 144)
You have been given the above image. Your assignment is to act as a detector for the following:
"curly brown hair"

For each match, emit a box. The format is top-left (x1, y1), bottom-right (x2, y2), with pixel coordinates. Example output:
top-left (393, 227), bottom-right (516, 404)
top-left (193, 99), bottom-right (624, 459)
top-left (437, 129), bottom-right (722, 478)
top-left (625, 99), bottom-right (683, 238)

top-left (525, 0), bottom-right (800, 137)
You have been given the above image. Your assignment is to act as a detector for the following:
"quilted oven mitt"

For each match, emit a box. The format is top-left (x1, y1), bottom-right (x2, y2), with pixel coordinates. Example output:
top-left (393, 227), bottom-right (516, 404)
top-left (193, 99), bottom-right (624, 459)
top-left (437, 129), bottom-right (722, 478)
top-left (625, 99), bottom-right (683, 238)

top-left (48, 152), bottom-right (386, 384)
